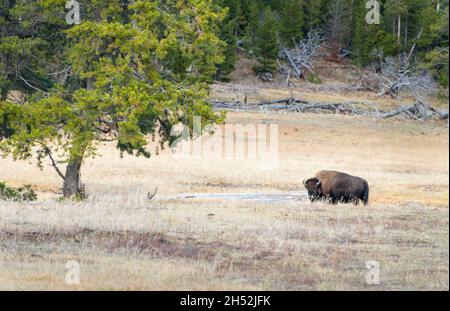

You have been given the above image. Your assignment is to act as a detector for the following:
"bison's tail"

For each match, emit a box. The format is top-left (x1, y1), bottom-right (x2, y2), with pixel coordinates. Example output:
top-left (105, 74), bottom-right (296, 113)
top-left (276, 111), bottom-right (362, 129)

top-left (363, 180), bottom-right (369, 206)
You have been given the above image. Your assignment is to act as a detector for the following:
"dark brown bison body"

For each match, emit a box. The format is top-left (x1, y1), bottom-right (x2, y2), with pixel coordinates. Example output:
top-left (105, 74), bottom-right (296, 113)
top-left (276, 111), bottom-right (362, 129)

top-left (304, 170), bottom-right (369, 205)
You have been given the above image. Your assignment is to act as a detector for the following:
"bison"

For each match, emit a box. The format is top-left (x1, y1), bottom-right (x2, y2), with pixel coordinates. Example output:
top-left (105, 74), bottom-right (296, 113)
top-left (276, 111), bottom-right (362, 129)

top-left (303, 170), bottom-right (369, 205)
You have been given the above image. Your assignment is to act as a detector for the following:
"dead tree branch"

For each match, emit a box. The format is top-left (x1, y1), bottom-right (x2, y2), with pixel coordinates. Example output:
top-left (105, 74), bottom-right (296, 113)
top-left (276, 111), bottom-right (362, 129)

top-left (212, 98), bottom-right (447, 122)
top-left (147, 187), bottom-right (158, 200)
top-left (375, 53), bottom-right (437, 100)
top-left (380, 102), bottom-right (449, 120)
top-left (44, 147), bottom-right (66, 181)
top-left (279, 30), bottom-right (324, 80)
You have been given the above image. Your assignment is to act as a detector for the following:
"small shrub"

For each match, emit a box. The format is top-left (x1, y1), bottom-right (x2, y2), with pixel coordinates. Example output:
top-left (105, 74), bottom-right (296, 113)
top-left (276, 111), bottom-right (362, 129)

top-left (307, 72), bottom-right (322, 84)
top-left (252, 64), bottom-right (267, 75)
top-left (437, 89), bottom-right (449, 101)
top-left (0, 182), bottom-right (37, 201)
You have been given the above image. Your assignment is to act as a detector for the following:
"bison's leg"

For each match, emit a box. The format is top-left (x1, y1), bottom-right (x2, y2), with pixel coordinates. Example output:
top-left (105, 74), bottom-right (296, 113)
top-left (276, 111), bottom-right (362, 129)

top-left (337, 196), bottom-right (348, 204)
top-left (359, 193), bottom-right (368, 206)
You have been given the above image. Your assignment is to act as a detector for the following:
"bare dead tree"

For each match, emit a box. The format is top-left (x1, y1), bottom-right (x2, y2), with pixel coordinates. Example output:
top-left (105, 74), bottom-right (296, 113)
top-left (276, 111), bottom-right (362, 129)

top-left (380, 102), bottom-right (449, 121)
top-left (280, 30), bottom-right (325, 80)
top-left (374, 26), bottom-right (438, 100)
top-left (375, 55), bottom-right (437, 100)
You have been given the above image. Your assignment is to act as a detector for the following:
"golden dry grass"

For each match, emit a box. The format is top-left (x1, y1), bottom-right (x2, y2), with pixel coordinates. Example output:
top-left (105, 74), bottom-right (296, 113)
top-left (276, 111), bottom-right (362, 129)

top-left (0, 111), bottom-right (448, 290)
top-left (212, 82), bottom-right (448, 111)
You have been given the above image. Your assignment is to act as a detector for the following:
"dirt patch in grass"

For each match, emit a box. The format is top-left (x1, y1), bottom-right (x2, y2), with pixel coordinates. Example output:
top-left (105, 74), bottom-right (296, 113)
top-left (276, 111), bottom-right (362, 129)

top-left (0, 229), bottom-right (278, 266)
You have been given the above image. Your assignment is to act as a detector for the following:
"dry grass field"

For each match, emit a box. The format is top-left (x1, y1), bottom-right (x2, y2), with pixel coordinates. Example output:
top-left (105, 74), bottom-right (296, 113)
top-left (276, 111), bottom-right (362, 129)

top-left (0, 109), bottom-right (448, 290)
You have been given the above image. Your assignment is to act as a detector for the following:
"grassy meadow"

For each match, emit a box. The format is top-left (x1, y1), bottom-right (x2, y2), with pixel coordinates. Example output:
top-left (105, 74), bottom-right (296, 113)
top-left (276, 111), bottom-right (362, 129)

top-left (0, 109), bottom-right (448, 290)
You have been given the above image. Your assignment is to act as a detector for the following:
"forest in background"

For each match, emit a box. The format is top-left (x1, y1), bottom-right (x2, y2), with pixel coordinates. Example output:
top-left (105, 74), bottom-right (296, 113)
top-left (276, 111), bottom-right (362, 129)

top-left (1, 0), bottom-right (449, 95)
top-left (214, 0), bottom-right (449, 88)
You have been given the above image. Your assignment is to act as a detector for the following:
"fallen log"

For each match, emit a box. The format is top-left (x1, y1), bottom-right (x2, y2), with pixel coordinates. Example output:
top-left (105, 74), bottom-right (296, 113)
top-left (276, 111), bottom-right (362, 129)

top-left (211, 99), bottom-right (448, 122)
top-left (257, 98), bottom-right (309, 106)
top-left (380, 102), bottom-right (449, 120)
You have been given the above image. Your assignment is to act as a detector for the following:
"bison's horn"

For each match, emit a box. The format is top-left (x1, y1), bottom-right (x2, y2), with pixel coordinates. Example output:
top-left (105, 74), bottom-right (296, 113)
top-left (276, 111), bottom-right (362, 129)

top-left (303, 179), bottom-right (307, 187)
top-left (316, 180), bottom-right (321, 187)
top-left (147, 186), bottom-right (158, 200)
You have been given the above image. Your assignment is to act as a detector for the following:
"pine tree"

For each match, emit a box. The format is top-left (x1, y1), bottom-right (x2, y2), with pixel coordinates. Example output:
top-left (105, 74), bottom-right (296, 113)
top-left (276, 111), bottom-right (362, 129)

top-left (279, 0), bottom-right (305, 46)
top-left (304, 0), bottom-right (326, 30)
top-left (243, 0), bottom-right (261, 47)
top-left (421, 4), bottom-right (449, 87)
top-left (385, 0), bottom-right (409, 46)
top-left (351, 0), bottom-right (400, 66)
top-left (351, 0), bottom-right (367, 66)
top-left (216, 13), bottom-right (238, 81)
top-left (328, 0), bottom-right (352, 44)
top-left (0, 0), bottom-right (227, 198)
top-left (253, 7), bottom-right (280, 74)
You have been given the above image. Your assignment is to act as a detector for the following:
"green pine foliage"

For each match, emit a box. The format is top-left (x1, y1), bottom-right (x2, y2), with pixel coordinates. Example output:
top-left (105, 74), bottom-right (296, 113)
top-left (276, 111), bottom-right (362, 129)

top-left (253, 7), bottom-right (280, 74)
top-left (278, 0), bottom-right (305, 46)
top-left (2, 0), bottom-right (447, 89)
top-left (0, 0), bottom-right (227, 198)
top-left (304, 0), bottom-right (327, 30)
top-left (214, 1), bottom-right (239, 81)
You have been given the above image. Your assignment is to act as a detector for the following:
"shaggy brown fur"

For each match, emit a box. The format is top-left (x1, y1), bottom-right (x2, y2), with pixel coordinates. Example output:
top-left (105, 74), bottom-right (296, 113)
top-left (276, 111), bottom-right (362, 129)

top-left (304, 171), bottom-right (369, 205)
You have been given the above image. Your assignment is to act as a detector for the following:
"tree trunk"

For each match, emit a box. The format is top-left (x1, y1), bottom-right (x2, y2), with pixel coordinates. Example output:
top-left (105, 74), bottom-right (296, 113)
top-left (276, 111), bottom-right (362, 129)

top-left (347, 0), bottom-right (354, 47)
top-left (404, 17), bottom-right (408, 47)
top-left (62, 156), bottom-right (84, 198)
top-left (60, 78), bottom-right (92, 199)
top-left (397, 14), bottom-right (401, 43)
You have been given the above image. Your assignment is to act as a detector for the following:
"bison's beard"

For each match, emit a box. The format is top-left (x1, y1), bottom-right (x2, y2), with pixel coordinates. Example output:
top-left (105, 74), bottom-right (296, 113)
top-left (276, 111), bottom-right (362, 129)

top-left (308, 194), bottom-right (323, 202)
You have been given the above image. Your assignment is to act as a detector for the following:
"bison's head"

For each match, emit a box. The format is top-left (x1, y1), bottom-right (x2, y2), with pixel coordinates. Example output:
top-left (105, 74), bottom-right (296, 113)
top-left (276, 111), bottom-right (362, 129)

top-left (303, 178), bottom-right (322, 202)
